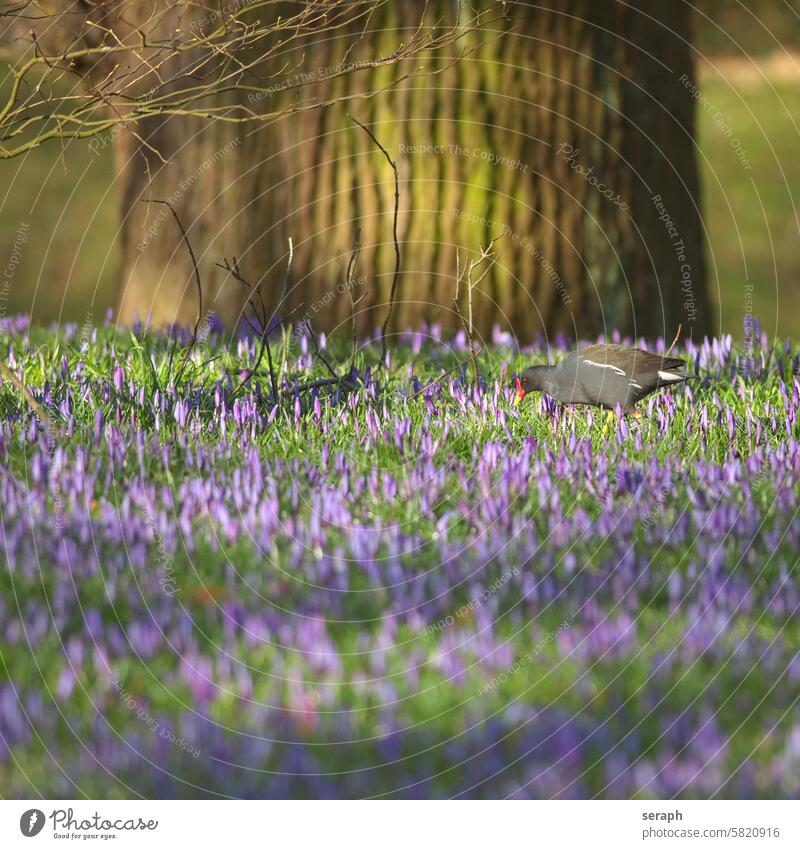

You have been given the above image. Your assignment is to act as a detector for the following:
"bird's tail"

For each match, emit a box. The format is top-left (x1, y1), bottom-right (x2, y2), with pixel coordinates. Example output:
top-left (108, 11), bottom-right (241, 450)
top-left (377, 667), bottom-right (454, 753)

top-left (659, 356), bottom-right (688, 371)
top-left (656, 365), bottom-right (698, 385)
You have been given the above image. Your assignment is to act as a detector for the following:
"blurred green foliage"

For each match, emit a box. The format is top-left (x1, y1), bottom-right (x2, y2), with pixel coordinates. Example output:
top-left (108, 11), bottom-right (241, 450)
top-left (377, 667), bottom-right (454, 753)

top-left (0, 126), bottom-right (118, 327)
top-left (695, 0), bottom-right (800, 54)
top-left (698, 71), bottom-right (800, 340)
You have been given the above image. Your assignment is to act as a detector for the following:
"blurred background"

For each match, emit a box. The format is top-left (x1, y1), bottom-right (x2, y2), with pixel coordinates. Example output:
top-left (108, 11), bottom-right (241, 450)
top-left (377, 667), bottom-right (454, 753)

top-left (1, 2), bottom-right (799, 339)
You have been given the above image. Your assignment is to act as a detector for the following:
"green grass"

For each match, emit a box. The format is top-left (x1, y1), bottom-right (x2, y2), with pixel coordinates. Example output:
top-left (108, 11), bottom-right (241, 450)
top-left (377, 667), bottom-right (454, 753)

top-left (0, 325), bottom-right (798, 796)
top-left (698, 72), bottom-right (800, 338)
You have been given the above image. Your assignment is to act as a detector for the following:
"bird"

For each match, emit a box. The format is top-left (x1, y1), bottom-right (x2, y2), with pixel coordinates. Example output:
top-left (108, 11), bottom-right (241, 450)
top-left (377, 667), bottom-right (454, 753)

top-left (515, 343), bottom-right (693, 414)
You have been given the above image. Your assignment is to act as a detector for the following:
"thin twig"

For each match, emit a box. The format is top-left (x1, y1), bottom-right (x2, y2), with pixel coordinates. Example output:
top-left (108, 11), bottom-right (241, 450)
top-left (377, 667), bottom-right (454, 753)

top-left (238, 259), bottom-right (274, 400)
top-left (279, 375), bottom-right (357, 397)
top-left (141, 198), bottom-right (203, 385)
top-left (345, 225), bottom-right (364, 369)
top-left (277, 322), bottom-right (291, 388)
top-left (278, 236), bottom-right (293, 319)
top-left (262, 327), bottom-right (278, 402)
top-left (348, 113), bottom-right (401, 368)
top-left (142, 199), bottom-right (202, 341)
top-left (217, 256), bottom-right (278, 402)
top-left (452, 248), bottom-right (477, 384)
top-left (304, 319), bottom-right (339, 380)
top-left (452, 237), bottom-right (501, 384)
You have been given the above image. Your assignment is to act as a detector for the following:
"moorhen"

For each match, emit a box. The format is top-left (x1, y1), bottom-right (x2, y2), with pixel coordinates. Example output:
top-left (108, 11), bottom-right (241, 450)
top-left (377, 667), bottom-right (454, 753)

top-left (516, 343), bottom-right (692, 414)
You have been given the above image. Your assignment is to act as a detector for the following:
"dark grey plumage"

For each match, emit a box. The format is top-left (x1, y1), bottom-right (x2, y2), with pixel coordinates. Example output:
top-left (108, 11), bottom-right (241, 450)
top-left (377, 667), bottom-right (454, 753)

top-left (518, 344), bottom-right (691, 412)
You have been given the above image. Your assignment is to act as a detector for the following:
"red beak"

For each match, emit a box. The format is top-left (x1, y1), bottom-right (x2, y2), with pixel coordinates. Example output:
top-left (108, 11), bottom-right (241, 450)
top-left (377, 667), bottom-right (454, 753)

top-left (515, 377), bottom-right (525, 403)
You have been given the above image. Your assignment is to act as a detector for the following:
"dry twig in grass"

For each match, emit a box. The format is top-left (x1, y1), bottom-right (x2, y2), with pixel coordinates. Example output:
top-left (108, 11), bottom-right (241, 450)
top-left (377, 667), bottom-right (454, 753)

top-left (665, 323), bottom-right (683, 357)
top-left (216, 253), bottom-right (284, 403)
top-left (453, 235), bottom-right (501, 384)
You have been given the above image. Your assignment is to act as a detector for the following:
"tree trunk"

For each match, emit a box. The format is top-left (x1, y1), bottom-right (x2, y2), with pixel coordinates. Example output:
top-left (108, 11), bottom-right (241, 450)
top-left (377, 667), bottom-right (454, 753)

top-left (116, 1), bottom-right (713, 343)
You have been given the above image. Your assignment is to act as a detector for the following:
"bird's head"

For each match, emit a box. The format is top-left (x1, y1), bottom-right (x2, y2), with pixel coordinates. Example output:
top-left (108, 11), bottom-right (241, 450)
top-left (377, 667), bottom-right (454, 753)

top-left (514, 366), bottom-right (558, 404)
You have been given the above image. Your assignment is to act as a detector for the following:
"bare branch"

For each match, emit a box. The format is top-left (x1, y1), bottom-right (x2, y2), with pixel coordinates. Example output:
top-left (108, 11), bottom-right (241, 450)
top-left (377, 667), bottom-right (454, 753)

top-left (453, 235), bottom-right (501, 384)
top-left (348, 112), bottom-right (401, 368)
top-left (141, 197), bottom-right (203, 386)
top-left (142, 198), bottom-right (202, 337)
top-left (0, 1), bottom-right (499, 160)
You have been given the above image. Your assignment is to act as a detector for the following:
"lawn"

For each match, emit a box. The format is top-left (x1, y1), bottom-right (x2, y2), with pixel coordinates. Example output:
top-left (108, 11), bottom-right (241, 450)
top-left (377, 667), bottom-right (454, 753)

top-left (0, 319), bottom-right (798, 797)
top-left (698, 66), bottom-right (800, 338)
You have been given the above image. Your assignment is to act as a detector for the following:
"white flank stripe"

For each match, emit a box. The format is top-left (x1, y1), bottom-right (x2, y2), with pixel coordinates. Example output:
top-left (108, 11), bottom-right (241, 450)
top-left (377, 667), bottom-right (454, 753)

top-left (629, 381), bottom-right (642, 390)
top-left (657, 370), bottom-right (684, 383)
top-left (582, 359), bottom-right (626, 376)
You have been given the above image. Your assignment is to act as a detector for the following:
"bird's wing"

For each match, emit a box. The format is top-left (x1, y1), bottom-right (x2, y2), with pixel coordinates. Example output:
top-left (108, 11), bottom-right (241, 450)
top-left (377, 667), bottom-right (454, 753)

top-left (580, 344), bottom-right (685, 377)
top-left (578, 344), bottom-right (640, 373)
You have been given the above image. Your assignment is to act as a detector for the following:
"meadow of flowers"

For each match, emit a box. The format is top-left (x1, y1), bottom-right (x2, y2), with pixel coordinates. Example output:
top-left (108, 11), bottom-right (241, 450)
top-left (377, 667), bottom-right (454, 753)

top-left (0, 314), bottom-right (798, 798)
